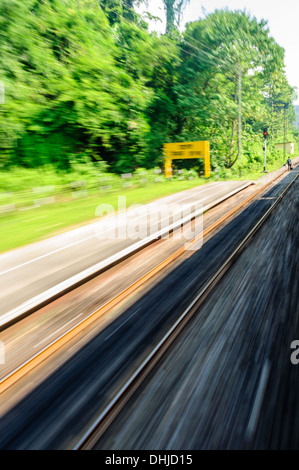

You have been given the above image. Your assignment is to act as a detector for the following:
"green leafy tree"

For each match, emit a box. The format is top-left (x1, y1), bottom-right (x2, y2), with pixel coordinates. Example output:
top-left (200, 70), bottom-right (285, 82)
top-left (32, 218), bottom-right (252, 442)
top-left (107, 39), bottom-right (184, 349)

top-left (0, 0), bottom-right (154, 170)
top-left (163, 0), bottom-right (190, 34)
top-left (0, 2), bottom-right (296, 175)
top-left (173, 9), bottom-right (294, 169)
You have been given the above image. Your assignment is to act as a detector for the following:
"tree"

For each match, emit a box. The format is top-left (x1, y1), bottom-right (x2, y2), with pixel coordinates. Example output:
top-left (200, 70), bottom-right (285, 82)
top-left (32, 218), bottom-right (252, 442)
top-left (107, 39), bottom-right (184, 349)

top-left (0, 2), bottom-right (296, 174)
top-left (0, 0), bottom-right (153, 168)
top-left (173, 9), bottom-right (292, 169)
top-left (163, 0), bottom-right (190, 34)
top-left (99, 0), bottom-right (146, 25)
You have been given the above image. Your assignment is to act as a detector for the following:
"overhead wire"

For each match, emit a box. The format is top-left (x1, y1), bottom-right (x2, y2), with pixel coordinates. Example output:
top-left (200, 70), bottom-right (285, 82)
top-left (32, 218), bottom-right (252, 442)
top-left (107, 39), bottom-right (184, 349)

top-left (83, 1), bottom-right (257, 77)
top-left (79, 0), bottom-right (272, 76)
top-left (98, 0), bottom-right (236, 70)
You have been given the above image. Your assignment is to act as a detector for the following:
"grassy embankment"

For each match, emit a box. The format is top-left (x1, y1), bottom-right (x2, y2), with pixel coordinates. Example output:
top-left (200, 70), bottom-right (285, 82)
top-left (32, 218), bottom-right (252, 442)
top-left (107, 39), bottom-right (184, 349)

top-left (0, 159), bottom-right (288, 254)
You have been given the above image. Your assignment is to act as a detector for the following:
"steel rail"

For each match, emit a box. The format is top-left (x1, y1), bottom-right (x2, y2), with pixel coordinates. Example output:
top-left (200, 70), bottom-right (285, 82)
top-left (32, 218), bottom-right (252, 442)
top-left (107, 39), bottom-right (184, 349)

top-left (73, 170), bottom-right (298, 450)
top-left (0, 168), bottom-right (289, 395)
top-left (0, 181), bottom-right (252, 330)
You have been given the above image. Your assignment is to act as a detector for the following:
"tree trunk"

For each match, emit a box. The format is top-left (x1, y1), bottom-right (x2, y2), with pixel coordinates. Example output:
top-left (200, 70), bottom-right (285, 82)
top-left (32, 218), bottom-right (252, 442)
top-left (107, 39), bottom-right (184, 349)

top-left (164, 0), bottom-right (176, 34)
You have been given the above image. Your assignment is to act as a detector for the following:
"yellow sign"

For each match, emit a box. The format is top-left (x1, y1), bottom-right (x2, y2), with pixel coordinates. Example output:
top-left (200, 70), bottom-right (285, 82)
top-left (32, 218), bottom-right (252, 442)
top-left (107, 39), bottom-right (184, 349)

top-left (163, 141), bottom-right (210, 178)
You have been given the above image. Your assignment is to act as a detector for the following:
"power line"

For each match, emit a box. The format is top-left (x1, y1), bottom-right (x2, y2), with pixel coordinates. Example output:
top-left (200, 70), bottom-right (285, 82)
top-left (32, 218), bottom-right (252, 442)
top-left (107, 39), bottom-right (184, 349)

top-left (108, 2), bottom-right (251, 73)
top-left (180, 38), bottom-right (231, 68)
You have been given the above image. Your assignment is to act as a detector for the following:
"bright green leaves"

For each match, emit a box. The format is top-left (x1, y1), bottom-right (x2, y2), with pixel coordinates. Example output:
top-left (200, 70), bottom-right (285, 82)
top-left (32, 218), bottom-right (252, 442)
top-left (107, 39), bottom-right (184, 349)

top-left (173, 9), bottom-right (296, 169)
top-left (0, 2), bottom-right (296, 174)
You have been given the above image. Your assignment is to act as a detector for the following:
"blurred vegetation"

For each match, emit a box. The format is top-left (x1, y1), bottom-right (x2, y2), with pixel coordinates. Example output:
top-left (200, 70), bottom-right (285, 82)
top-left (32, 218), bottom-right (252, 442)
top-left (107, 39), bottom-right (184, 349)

top-left (0, 174), bottom-right (207, 253)
top-left (0, 0), bottom-right (297, 178)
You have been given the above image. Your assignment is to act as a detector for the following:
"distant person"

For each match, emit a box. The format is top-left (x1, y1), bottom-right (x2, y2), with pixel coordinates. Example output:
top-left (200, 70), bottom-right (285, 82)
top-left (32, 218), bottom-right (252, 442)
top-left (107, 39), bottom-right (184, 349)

top-left (286, 157), bottom-right (293, 171)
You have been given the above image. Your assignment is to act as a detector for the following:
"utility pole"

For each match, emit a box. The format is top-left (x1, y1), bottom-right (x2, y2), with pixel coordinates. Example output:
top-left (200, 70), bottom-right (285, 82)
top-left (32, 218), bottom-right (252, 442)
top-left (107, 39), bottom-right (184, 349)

top-left (263, 138), bottom-right (267, 172)
top-left (238, 67), bottom-right (242, 177)
top-left (284, 105), bottom-right (286, 160)
top-left (263, 128), bottom-right (268, 172)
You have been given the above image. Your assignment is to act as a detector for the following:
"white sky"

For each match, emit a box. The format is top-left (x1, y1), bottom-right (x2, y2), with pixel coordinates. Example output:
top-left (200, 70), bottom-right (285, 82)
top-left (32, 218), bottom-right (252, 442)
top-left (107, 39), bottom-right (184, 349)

top-left (138, 0), bottom-right (299, 104)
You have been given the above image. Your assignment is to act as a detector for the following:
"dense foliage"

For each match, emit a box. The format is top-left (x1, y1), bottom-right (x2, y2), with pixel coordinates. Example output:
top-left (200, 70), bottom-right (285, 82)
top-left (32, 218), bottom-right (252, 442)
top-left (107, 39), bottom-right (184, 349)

top-left (0, 0), bottom-right (297, 174)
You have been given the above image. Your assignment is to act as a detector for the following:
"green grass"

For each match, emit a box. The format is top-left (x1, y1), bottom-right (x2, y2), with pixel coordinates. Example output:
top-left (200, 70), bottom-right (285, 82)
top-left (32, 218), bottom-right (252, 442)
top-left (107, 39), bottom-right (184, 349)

top-left (0, 159), bottom-right (288, 254)
top-left (0, 178), bottom-right (206, 253)
top-left (208, 158), bottom-right (287, 182)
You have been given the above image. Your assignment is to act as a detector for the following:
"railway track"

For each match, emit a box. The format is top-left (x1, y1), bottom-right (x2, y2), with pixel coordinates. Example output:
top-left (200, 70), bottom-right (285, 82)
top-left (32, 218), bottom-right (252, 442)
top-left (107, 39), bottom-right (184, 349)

top-left (73, 168), bottom-right (299, 450)
top-left (0, 168), bottom-right (288, 396)
top-left (0, 181), bottom-right (251, 329)
top-left (0, 167), bottom-right (297, 450)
